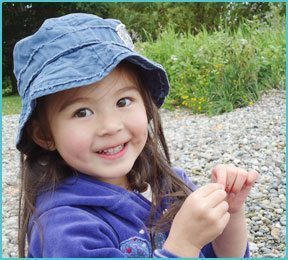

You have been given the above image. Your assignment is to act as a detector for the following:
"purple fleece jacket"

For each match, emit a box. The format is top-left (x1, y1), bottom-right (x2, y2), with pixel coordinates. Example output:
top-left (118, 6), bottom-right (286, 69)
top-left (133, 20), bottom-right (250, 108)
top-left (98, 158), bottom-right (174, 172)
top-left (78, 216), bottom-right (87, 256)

top-left (28, 168), bottom-right (249, 257)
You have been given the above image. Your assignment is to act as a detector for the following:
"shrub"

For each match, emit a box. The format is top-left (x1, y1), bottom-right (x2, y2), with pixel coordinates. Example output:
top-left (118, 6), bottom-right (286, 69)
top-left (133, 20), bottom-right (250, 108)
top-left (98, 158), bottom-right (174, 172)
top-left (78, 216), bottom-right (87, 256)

top-left (2, 76), bottom-right (13, 97)
top-left (136, 10), bottom-right (285, 115)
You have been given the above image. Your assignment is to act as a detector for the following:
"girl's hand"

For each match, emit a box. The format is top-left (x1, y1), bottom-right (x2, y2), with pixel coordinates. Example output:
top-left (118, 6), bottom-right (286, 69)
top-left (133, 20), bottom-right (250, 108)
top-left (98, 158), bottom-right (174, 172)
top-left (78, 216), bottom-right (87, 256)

top-left (211, 164), bottom-right (258, 213)
top-left (163, 183), bottom-right (230, 257)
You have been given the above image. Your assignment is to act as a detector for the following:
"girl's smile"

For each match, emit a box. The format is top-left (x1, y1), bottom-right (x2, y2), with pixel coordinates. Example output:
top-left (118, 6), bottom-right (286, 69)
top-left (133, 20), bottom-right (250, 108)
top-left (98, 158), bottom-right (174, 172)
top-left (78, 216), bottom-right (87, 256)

top-left (95, 142), bottom-right (128, 159)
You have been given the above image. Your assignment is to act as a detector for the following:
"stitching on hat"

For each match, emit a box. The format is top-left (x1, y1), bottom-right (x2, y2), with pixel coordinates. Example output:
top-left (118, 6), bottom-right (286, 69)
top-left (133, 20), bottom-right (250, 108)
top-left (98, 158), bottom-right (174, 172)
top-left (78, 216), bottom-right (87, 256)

top-left (18, 25), bottom-right (117, 86)
top-left (23, 40), bottom-right (135, 98)
top-left (29, 50), bottom-right (130, 97)
top-left (22, 41), bottom-right (100, 98)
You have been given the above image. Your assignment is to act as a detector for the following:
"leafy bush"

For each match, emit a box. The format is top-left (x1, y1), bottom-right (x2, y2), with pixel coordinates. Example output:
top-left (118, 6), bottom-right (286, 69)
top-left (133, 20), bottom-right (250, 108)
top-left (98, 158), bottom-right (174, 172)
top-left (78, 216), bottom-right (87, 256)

top-left (137, 8), bottom-right (285, 115)
top-left (2, 76), bottom-right (13, 96)
top-left (2, 95), bottom-right (22, 115)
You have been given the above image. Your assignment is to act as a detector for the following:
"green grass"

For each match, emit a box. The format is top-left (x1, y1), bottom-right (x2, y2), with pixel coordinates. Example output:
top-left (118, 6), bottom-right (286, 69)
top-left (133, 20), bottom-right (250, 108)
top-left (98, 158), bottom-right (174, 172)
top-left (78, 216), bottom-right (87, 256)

top-left (2, 95), bottom-right (21, 115)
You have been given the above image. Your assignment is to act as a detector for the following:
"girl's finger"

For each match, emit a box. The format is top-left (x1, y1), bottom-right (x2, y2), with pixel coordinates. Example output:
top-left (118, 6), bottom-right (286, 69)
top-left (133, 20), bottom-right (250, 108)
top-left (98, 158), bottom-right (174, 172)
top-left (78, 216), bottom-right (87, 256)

top-left (205, 189), bottom-right (227, 208)
top-left (196, 183), bottom-right (225, 197)
top-left (225, 164), bottom-right (238, 193)
top-left (246, 170), bottom-right (259, 186)
top-left (212, 200), bottom-right (229, 218)
top-left (230, 168), bottom-right (248, 193)
top-left (211, 164), bottom-right (227, 187)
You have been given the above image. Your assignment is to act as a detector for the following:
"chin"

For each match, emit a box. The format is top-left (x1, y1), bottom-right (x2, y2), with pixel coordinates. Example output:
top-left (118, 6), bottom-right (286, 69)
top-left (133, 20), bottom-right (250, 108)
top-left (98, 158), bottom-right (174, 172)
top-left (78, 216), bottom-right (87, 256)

top-left (109, 167), bottom-right (133, 178)
top-left (94, 165), bottom-right (133, 178)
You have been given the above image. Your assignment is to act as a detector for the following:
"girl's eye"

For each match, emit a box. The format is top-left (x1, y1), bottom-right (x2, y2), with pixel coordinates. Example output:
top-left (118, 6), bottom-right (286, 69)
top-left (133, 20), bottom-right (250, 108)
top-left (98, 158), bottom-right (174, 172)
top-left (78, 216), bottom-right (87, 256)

top-left (73, 108), bottom-right (93, 118)
top-left (117, 98), bottom-right (132, 108)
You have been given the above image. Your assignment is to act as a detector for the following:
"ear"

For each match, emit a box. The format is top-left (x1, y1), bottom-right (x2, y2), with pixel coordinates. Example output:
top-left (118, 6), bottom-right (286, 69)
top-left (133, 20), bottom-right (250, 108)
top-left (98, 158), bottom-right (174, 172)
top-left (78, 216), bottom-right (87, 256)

top-left (30, 120), bottom-right (56, 151)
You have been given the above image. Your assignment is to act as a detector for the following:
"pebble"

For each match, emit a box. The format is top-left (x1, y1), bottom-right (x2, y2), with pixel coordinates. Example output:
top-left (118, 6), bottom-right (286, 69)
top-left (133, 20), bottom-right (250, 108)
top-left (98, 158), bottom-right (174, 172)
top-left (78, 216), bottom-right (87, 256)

top-left (2, 90), bottom-right (286, 257)
top-left (271, 227), bottom-right (281, 240)
top-left (275, 208), bottom-right (284, 214)
top-left (249, 242), bottom-right (259, 251)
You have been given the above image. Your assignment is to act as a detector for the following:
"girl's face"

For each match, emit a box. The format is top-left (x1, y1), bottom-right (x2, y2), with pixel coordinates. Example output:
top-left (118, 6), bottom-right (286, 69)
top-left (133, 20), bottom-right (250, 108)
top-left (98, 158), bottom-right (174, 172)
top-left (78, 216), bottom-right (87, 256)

top-left (41, 66), bottom-right (148, 189)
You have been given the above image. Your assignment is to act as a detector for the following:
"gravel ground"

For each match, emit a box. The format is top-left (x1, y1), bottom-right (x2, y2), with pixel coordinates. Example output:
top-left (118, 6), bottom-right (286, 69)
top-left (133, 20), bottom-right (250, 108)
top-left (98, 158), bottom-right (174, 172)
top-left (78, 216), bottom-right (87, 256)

top-left (2, 90), bottom-right (286, 257)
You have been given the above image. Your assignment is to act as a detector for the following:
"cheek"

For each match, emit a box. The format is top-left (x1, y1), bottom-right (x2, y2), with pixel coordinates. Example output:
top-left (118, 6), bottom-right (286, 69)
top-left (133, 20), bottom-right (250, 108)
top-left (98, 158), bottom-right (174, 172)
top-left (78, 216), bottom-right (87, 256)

top-left (130, 112), bottom-right (148, 141)
top-left (52, 124), bottom-right (91, 155)
top-left (136, 124), bottom-right (148, 143)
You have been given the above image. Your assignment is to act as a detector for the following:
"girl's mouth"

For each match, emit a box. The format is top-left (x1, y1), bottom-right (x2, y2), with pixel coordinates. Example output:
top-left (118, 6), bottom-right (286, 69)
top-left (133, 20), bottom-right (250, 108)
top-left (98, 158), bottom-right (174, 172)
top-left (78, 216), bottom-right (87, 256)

top-left (96, 143), bottom-right (128, 159)
top-left (97, 143), bottom-right (125, 155)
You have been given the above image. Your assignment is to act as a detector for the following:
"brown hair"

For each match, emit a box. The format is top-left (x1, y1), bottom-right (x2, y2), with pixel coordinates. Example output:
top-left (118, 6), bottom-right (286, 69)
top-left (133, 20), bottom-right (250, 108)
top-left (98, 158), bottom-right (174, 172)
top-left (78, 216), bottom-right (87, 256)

top-left (18, 61), bottom-right (192, 257)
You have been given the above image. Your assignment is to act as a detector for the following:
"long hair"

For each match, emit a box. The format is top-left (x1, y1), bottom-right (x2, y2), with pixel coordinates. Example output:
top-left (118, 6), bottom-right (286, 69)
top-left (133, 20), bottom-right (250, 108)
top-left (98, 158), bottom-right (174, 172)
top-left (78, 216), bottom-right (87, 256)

top-left (18, 61), bottom-right (192, 257)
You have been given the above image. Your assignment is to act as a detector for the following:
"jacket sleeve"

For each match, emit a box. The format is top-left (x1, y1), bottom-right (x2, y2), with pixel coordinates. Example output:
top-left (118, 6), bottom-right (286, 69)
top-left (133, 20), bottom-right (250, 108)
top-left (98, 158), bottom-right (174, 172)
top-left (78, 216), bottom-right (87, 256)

top-left (28, 206), bottom-right (126, 257)
top-left (173, 167), bottom-right (198, 191)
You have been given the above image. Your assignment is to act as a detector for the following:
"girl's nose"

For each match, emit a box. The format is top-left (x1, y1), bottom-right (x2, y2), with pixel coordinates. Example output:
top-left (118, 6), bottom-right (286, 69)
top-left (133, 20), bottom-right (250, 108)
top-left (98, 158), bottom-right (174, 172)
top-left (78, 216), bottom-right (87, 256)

top-left (96, 113), bottom-right (124, 136)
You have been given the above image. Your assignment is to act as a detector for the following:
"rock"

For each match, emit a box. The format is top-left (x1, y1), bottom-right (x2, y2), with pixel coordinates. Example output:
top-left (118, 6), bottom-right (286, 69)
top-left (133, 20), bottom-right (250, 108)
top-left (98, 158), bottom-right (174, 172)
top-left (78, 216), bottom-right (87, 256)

top-left (249, 242), bottom-right (259, 251)
top-left (271, 227), bottom-right (281, 240)
top-left (275, 208), bottom-right (284, 214)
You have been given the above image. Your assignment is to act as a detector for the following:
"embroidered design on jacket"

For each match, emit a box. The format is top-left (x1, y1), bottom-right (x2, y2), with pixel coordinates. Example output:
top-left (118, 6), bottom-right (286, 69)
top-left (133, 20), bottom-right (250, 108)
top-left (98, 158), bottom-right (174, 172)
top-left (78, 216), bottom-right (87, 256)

top-left (119, 236), bottom-right (151, 257)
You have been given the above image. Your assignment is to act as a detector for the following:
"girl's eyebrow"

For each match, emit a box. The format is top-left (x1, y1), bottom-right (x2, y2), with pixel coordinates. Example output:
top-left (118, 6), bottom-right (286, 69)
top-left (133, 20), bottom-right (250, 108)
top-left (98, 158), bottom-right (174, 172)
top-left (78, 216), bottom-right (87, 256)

top-left (115, 85), bottom-right (139, 95)
top-left (59, 97), bottom-right (90, 112)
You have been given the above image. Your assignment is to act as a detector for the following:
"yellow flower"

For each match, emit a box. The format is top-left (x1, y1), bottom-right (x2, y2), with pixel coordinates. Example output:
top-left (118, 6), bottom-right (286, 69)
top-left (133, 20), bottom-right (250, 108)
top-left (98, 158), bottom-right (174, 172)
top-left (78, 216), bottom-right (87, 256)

top-left (214, 64), bottom-right (223, 69)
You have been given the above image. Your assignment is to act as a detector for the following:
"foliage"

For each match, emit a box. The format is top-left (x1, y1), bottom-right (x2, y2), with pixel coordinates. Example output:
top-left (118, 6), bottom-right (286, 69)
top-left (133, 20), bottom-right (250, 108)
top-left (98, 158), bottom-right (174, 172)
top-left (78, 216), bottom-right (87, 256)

top-left (107, 2), bottom-right (227, 41)
top-left (2, 76), bottom-right (13, 96)
top-left (137, 6), bottom-right (285, 115)
top-left (2, 95), bottom-right (22, 115)
top-left (3, 2), bottom-right (284, 95)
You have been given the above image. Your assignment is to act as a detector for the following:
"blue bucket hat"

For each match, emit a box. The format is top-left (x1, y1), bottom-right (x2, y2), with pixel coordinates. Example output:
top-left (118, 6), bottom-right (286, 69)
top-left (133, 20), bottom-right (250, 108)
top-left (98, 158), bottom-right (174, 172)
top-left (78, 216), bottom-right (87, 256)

top-left (13, 13), bottom-right (170, 152)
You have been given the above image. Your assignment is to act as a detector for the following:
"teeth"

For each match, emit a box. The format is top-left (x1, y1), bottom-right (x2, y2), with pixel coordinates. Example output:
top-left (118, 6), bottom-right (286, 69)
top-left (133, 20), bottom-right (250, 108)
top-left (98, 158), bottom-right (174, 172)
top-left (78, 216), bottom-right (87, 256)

top-left (99, 144), bottom-right (124, 155)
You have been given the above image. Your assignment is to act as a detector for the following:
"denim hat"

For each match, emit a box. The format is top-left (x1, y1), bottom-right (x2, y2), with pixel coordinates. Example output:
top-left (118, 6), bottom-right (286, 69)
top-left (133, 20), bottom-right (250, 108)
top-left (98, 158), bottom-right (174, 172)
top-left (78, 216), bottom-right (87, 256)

top-left (13, 13), bottom-right (169, 151)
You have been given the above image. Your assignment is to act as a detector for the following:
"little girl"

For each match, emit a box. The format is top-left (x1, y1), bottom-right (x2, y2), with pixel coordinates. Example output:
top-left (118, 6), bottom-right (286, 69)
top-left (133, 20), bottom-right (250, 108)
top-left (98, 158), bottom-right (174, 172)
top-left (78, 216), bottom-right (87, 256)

top-left (14, 13), bottom-right (258, 258)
